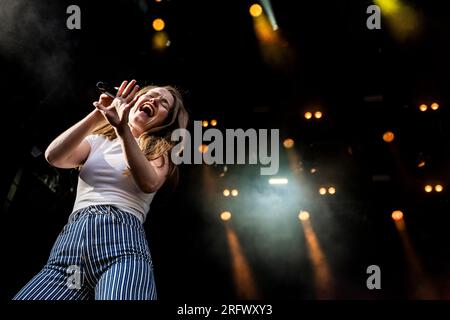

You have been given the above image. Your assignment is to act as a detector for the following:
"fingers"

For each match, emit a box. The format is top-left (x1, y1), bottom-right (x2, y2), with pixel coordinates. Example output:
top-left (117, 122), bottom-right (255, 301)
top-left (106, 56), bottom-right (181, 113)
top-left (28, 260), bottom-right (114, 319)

top-left (122, 79), bottom-right (137, 98)
top-left (117, 79), bottom-right (138, 98)
top-left (99, 94), bottom-right (114, 106)
top-left (93, 94), bottom-right (111, 108)
top-left (124, 96), bottom-right (139, 110)
top-left (125, 84), bottom-right (140, 103)
top-left (116, 80), bottom-right (128, 97)
top-left (130, 95), bottom-right (139, 105)
top-left (93, 102), bottom-right (107, 112)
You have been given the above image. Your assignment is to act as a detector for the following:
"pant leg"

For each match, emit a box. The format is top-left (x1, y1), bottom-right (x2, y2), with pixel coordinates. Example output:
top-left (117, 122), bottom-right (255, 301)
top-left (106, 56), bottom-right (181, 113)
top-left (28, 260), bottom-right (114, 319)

top-left (84, 206), bottom-right (157, 300)
top-left (13, 208), bottom-right (93, 300)
top-left (13, 265), bottom-right (91, 300)
top-left (95, 257), bottom-right (157, 300)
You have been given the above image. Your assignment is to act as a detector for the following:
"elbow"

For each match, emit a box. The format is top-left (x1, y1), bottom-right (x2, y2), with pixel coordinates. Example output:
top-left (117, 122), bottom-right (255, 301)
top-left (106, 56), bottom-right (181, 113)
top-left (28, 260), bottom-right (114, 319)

top-left (140, 182), bottom-right (159, 194)
top-left (44, 148), bottom-right (56, 166)
top-left (44, 147), bottom-right (62, 167)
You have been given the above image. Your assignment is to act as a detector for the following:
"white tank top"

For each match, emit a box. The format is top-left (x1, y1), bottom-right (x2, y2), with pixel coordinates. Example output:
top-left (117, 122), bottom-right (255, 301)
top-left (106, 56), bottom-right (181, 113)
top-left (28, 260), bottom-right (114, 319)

top-left (71, 134), bottom-right (155, 223)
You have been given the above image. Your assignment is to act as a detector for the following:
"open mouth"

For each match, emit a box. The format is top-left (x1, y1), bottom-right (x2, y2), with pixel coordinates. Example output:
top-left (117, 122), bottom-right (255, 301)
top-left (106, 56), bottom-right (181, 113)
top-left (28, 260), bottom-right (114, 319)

top-left (138, 104), bottom-right (154, 117)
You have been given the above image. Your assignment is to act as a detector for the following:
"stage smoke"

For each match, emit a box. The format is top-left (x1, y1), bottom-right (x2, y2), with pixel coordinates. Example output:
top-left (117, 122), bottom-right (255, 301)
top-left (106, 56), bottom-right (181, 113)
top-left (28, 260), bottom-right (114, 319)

top-left (0, 0), bottom-right (73, 98)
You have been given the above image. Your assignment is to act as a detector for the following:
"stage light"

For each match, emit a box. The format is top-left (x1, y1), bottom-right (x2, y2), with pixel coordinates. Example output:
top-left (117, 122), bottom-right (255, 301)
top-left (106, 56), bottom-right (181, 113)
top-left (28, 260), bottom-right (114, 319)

top-left (252, 4), bottom-right (290, 70)
top-left (417, 161), bottom-right (426, 168)
top-left (383, 131), bottom-right (395, 143)
top-left (152, 31), bottom-right (170, 49)
top-left (202, 120), bottom-right (209, 127)
top-left (223, 189), bottom-right (230, 197)
top-left (424, 185), bottom-right (433, 193)
top-left (435, 184), bottom-right (443, 192)
top-left (375, 0), bottom-right (420, 41)
top-left (419, 104), bottom-right (427, 112)
top-left (249, 4), bottom-right (263, 17)
top-left (152, 18), bottom-right (165, 31)
top-left (268, 178), bottom-right (288, 185)
top-left (231, 189), bottom-right (239, 197)
top-left (298, 211), bottom-right (310, 221)
top-left (431, 102), bottom-right (439, 111)
top-left (319, 187), bottom-right (327, 195)
top-left (305, 112), bottom-right (312, 120)
top-left (328, 187), bottom-right (336, 195)
top-left (376, 0), bottom-right (400, 14)
top-left (220, 211), bottom-right (232, 221)
top-left (392, 210), bottom-right (404, 221)
top-left (210, 119), bottom-right (217, 126)
top-left (283, 138), bottom-right (294, 149)
top-left (310, 168), bottom-right (317, 174)
top-left (314, 111), bottom-right (323, 119)
top-left (198, 144), bottom-right (208, 154)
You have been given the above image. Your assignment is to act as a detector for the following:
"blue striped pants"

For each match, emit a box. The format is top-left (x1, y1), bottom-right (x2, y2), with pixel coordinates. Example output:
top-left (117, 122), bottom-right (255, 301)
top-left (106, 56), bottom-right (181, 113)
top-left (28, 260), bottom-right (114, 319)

top-left (13, 205), bottom-right (157, 300)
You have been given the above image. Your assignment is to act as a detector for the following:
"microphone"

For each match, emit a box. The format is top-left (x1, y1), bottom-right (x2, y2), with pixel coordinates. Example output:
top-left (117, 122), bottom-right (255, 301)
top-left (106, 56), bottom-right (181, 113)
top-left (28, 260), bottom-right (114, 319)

top-left (96, 81), bottom-right (119, 98)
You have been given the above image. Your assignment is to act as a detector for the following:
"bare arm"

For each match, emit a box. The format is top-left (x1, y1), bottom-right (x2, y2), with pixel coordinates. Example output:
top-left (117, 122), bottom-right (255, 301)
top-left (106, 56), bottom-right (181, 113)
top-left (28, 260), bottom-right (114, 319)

top-left (117, 127), bottom-right (169, 193)
top-left (45, 109), bottom-right (105, 168)
top-left (45, 93), bottom-right (113, 168)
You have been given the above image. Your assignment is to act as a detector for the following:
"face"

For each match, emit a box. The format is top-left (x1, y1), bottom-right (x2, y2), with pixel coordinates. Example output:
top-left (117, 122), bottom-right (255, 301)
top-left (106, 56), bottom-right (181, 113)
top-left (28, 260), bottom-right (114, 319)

top-left (128, 87), bottom-right (174, 136)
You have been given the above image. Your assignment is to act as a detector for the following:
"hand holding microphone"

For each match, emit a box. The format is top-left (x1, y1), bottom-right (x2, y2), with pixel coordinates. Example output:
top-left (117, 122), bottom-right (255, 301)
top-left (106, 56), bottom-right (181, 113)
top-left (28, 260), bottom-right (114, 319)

top-left (93, 81), bottom-right (118, 111)
top-left (93, 80), bottom-right (140, 134)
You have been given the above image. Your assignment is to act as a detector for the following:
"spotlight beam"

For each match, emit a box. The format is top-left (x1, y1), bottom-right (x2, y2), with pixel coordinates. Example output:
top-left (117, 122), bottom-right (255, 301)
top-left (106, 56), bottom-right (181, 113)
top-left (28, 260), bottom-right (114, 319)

top-left (259, 0), bottom-right (278, 30)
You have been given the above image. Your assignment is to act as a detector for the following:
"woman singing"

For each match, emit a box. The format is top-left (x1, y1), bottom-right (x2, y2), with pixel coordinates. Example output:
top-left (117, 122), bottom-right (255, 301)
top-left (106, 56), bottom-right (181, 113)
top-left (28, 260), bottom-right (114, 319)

top-left (13, 79), bottom-right (189, 300)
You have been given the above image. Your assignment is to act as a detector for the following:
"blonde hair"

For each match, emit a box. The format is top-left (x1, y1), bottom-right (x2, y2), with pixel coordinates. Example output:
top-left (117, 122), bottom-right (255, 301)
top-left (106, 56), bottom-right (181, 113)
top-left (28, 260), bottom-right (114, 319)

top-left (92, 85), bottom-right (189, 187)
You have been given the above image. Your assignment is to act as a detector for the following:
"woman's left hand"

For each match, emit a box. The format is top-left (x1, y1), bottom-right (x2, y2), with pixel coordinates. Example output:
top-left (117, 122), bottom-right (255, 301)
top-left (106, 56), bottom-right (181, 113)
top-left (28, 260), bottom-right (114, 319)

top-left (94, 80), bottom-right (140, 134)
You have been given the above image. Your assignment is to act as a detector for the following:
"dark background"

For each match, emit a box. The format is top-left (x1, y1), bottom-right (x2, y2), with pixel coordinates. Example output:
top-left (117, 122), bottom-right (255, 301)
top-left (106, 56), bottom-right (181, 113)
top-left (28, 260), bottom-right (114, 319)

top-left (1, 0), bottom-right (449, 300)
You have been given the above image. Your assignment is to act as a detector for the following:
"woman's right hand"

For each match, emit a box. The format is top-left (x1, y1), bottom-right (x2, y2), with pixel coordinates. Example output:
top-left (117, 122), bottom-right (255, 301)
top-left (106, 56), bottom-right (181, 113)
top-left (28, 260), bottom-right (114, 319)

top-left (93, 93), bottom-right (114, 110)
top-left (91, 93), bottom-right (114, 124)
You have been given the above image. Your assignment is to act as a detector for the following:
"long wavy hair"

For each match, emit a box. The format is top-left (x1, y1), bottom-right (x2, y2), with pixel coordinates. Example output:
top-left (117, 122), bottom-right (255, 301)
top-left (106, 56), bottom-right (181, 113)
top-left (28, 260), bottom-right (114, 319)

top-left (92, 85), bottom-right (189, 189)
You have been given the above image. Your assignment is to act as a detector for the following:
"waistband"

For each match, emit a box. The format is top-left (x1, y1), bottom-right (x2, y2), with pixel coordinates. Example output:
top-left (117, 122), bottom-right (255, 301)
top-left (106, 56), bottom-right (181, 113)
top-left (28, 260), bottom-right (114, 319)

top-left (68, 205), bottom-right (142, 227)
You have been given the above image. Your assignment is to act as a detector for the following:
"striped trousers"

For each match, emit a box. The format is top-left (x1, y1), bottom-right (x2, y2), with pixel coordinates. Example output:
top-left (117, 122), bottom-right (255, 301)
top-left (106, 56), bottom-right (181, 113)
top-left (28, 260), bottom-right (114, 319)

top-left (13, 205), bottom-right (157, 300)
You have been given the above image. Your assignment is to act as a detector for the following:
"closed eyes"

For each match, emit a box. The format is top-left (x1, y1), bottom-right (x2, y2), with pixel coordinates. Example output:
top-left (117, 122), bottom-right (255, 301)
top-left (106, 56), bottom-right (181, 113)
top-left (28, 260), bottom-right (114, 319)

top-left (148, 93), bottom-right (169, 110)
